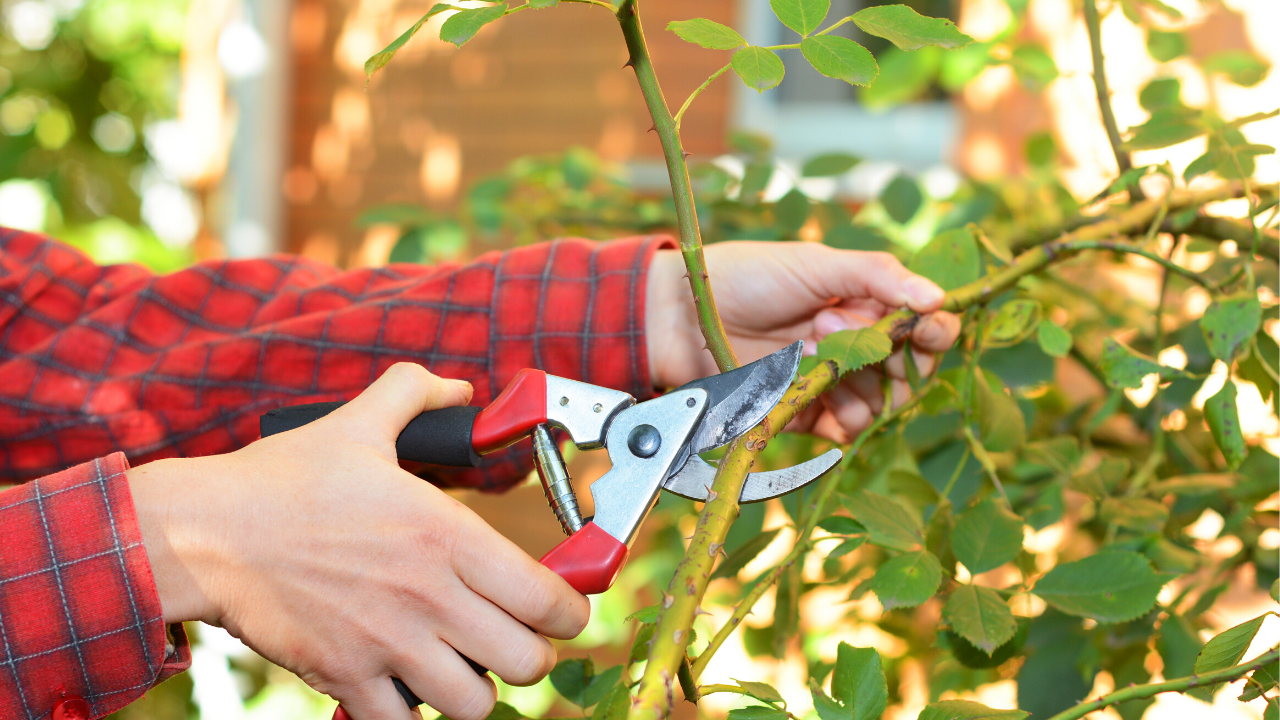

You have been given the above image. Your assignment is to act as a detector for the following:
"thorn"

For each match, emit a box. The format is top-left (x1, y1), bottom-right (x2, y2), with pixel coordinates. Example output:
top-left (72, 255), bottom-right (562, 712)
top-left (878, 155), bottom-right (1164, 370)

top-left (624, 58), bottom-right (635, 68)
top-left (694, 606), bottom-right (713, 617)
top-left (699, 271), bottom-right (708, 281)
top-left (681, 271), bottom-right (690, 279)
top-left (648, 124), bottom-right (657, 133)
top-left (708, 542), bottom-right (723, 558)
top-left (681, 150), bottom-right (691, 159)
top-left (663, 592), bottom-right (674, 609)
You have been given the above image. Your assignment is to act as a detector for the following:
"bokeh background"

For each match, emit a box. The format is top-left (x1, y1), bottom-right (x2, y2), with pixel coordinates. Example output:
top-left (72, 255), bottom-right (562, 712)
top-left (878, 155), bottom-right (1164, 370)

top-left (1, 0), bottom-right (1276, 718)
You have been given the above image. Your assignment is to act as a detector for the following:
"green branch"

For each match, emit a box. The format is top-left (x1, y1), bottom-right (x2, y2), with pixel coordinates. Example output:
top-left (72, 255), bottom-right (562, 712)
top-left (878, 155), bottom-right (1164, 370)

top-left (1044, 648), bottom-right (1279, 720)
top-left (1082, 0), bottom-right (1139, 199)
top-left (616, 0), bottom-right (740, 371)
top-left (673, 63), bottom-right (732, 128)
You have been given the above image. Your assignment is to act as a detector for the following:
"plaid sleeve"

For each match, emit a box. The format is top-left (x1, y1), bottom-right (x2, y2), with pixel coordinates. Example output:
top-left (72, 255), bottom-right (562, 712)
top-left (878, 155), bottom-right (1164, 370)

top-left (0, 453), bottom-right (190, 720)
top-left (0, 227), bottom-right (674, 490)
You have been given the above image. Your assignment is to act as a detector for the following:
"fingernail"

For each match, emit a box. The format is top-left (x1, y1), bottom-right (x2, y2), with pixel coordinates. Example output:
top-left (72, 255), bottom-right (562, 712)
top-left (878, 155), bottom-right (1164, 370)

top-left (903, 276), bottom-right (944, 308)
top-left (814, 310), bottom-right (849, 336)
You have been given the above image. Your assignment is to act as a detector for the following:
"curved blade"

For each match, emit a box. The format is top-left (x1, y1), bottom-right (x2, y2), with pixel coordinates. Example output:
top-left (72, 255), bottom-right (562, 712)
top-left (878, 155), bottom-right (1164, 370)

top-left (675, 341), bottom-right (803, 455)
top-left (663, 448), bottom-right (842, 503)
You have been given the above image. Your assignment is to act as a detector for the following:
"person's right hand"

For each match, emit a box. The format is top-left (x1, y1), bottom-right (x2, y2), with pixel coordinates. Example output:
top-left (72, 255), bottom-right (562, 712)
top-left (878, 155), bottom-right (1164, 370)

top-left (127, 363), bottom-right (590, 720)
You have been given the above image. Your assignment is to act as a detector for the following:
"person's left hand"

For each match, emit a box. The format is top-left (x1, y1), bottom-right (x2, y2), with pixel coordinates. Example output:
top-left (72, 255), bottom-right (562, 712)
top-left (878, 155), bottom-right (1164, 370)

top-left (645, 242), bottom-right (961, 443)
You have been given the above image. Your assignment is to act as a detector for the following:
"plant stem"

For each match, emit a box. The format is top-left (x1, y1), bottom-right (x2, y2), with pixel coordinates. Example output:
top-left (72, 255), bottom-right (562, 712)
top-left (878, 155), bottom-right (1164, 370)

top-left (1082, 0), bottom-right (1139, 199)
top-left (616, 0), bottom-right (739, 371)
top-left (1044, 648), bottom-right (1279, 720)
top-left (673, 63), bottom-right (732, 128)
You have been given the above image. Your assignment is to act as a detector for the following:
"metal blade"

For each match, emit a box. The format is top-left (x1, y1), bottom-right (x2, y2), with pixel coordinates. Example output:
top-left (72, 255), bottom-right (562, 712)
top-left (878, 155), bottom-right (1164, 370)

top-left (674, 340), bottom-right (803, 455)
top-left (663, 448), bottom-right (842, 503)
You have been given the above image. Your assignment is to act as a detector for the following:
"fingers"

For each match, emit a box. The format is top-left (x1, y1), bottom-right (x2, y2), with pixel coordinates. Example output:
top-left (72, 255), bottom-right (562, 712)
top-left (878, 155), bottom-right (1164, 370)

top-left (333, 677), bottom-right (422, 720)
top-left (911, 311), bottom-right (962, 353)
top-left (801, 247), bottom-right (946, 314)
top-left (342, 362), bottom-right (474, 443)
top-left (396, 644), bottom-right (497, 720)
top-left (451, 521), bottom-right (590, 640)
top-left (434, 587), bottom-right (558, 687)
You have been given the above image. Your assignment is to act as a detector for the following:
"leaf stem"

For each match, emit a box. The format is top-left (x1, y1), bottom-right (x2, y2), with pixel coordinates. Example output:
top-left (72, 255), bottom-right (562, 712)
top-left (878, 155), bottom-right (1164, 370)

top-left (616, 0), bottom-right (739, 371)
top-left (673, 63), bottom-right (732, 128)
top-left (1082, 0), bottom-right (1139, 199)
top-left (1044, 648), bottom-right (1280, 720)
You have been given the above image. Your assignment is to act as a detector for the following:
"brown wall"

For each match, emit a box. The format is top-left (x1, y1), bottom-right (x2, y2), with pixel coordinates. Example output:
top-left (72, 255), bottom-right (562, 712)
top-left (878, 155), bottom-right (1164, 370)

top-left (284, 0), bottom-right (735, 263)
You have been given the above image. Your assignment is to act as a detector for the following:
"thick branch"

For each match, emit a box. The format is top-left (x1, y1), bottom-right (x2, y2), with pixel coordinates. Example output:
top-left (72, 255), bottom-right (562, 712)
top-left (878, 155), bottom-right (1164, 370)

top-left (616, 0), bottom-right (739, 371)
top-left (1083, 0), bottom-right (1137, 198)
top-left (1172, 216), bottom-right (1280, 263)
top-left (1044, 648), bottom-right (1279, 720)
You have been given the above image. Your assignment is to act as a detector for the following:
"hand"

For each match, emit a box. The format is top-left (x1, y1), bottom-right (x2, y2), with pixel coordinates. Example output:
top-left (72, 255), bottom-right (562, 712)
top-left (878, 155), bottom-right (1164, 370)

top-left (646, 243), bottom-right (960, 443)
top-left (128, 364), bottom-right (590, 720)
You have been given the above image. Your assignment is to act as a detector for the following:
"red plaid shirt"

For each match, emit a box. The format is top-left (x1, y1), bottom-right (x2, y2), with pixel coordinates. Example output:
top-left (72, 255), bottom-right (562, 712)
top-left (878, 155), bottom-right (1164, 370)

top-left (0, 228), bottom-right (668, 719)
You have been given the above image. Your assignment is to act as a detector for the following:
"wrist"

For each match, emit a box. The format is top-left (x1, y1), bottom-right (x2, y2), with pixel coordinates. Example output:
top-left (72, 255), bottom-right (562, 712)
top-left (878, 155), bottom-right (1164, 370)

top-left (127, 457), bottom-right (222, 625)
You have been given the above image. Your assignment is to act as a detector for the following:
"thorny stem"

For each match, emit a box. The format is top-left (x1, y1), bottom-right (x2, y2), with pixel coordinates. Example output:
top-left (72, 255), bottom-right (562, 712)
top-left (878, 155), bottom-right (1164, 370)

top-left (630, 183), bottom-right (1243, 719)
top-left (1083, 0), bottom-right (1139, 200)
top-left (1043, 647), bottom-right (1279, 720)
top-left (616, 0), bottom-right (740, 371)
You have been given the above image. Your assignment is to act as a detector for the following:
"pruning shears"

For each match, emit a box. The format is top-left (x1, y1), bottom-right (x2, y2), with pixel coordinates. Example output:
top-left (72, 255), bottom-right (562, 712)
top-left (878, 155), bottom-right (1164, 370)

top-left (258, 341), bottom-right (841, 713)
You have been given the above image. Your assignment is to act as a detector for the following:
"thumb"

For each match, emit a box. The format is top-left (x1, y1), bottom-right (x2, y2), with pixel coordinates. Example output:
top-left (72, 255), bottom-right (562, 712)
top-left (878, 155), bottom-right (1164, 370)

top-left (341, 362), bottom-right (474, 443)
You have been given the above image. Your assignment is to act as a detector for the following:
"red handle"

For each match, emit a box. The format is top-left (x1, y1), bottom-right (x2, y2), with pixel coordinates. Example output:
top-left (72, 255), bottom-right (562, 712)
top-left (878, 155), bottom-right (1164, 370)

top-left (538, 521), bottom-right (629, 595)
top-left (472, 368), bottom-right (548, 453)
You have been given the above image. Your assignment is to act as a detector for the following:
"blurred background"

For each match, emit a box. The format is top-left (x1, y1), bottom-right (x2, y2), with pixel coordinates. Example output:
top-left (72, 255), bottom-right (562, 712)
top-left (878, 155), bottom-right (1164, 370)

top-left (1, 0), bottom-right (1276, 718)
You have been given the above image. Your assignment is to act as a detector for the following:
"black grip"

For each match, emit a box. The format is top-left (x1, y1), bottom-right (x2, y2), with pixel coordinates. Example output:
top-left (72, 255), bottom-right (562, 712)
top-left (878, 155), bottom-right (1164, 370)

top-left (259, 402), bottom-right (483, 468)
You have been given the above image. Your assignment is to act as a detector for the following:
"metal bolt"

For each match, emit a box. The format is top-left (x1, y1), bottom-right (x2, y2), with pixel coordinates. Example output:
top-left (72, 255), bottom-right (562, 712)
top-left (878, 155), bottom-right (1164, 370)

top-left (593, 403), bottom-right (603, 413)
top-left (628, 424), bottom-right (661, 458)
top-left (686, 397), bottom-right (696, 408)
top-left (560, 396), bottom-right (569, 406)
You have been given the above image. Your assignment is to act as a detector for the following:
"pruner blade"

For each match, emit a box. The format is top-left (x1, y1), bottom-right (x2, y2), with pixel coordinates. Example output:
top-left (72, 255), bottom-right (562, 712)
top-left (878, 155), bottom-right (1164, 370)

top-left (662, 448), bottom-right (842, 503)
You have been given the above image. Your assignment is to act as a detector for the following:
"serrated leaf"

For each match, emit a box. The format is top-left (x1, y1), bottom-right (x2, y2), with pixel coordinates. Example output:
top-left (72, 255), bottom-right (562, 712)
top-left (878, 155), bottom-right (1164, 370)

top-left (832, 643), bottom-right (888, 720)
top-left (775, 188), bottom-right (811, 233)
top-left (1024, 436), bottom-right (1080, 474)
top-left (1037, 321), bottom-right (1073, 358)
top-left (871, 550), bottom-right (943, 610)
top-left (803, 152), bottom-right (861, 177)
top-left (365, 4), bottom-right (456, 79)
top-left (1195, 615), bottom-right (1267, 675)
top-left (1033, 551), bottom-right (1170, 623)
top-left (801, 36), bottom-right (878, 86)
top-left (771, 0), bottom-right (829, 36)
top-left (668, 18), bottom-right (746, 50)
top-left (974, 372), bottom-right (1026, 453)
top-left (827, 536), bottom-right (866, 560)
top-left (733, 679), bottom-right (786, 706)
top-left (816, 328), bottom-right (894, 377)
top-left (842, 489), bottom-right (924, 551)
top-left (590, 683), bottom-right (630, 720)
top-left (1124, 107), bottom-right (1204, 150)
top-left (944, 585), bottom-right (1017, 654)
top-left (851, 5), bottom-right (973, 51)
top-left (988, 300), bottom-right (1041, 345)
top-left (550, 658), bottom-right (593, 707)
top-left (732, 46), bottom-right (786, 91)
top-left (1140, 77), bottom-right (1182, 111)
top-left (818, 515), bottom-right (867, 535)
top-left (810, 679), bottom-right (848, 720)
top-left (918, 699), bottom-right (1029, 720)
top-left (629, 623), bottom-right (654, 662)
top-left (1201, 294), bottom-right (1262, 362)
top-left (1240, 660), bottom-right (1280, 701)
top-left (1204, 380), bottom-right (1246, 470)
top-left (881, 174), bottom-right (923, 224)
top-left (711, 528), bottom-right (782, 580)
top-left (908, 228), bottom-right (982, 291)
top-left (625, 604), bottom-right (661, 623)
top-left (1099, 497), bottom-right (1169, 533)
top-left (440, 3), bottom-right (507, 47)
top-left (729, 707), bottom-right (789, 720)
top-left (1098, 338), bottom-right (1187, 389)
top-left (952, 498), bottom-right (1024, 574)
top-left (583, 665), bottom-right (624, 708)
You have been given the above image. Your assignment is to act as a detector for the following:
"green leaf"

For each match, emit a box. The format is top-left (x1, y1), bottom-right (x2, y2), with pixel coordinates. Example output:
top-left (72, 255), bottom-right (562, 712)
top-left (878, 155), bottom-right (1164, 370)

top-left (1201, 293), bottom-right (1263, 362)
top-left (550, 658), bottom-right (593, 707)
top-left (882, 174), bottom-right (923, 224)
top-left (974, 372), bottom-right (1026, 453)
top-left (1272, 579), bottom-right (1278, 604)
top-left (908, 228), bottom-right (982, 291)
top-left (1139, 77), bottom-right (1182, 112)
top-left (590, 683), bottom-right (630, 720)
top-left (952, 498), bottom-right (1024, 574)
top-left (1204, 380), bottom-right (1247, 470)
top-left (810, 679), bottom-right (848, 720)
top-left (440, 3), bottom-right (507, 47)
top-left (1124, 107), bottom-right (1204, 150)
top-left (1146, 29), bottom-right (1186, 62)
top-left (803, 152), bottom-right (861, 177)
top-left (732, 47), bottom-right (786, 91)
top-left (832, 643), bottom-right (888, 720)
top-left (1268, 698), bottom-right (1279, 720)
top-left (668, 18), bottom-right (746, 50)
top-left (1033, 551), bottom-right (1170, 623)
top-left (1202, 50), bottom-right (1270, 87)
top-left (1098, 338), bottom-right (1187, 389)
top-left (1008, 43), bottom-right (1058, 90)
top-left (1099, 497), bottom-right (1169, 533)
top-left (827, 536), bottom-right (866, 560)
top-left (1036, 321), bottom-right (1073, 358)
top-left (1195, 615), bottom-right (1267, 674)
top-left (944, 585), bottom-right (1017, 655)
top-left (987, 300), bottom-right (1041, 345)
top-left (711, 528), bottom-right (782, 580)
top-left (629, 624), bottom-right (654, 662)
top-left (770, 0), bottom-right (829, 36)
top-left (861, 46), bottom-right (942, 110)
top-left (801, 36), bottom-right (878, 86)
top-left (583, 665), bottom-right (624, 707)
top-left (918, 699), bottom-right (1029, 720)
top-left (816, 328), bottom-right (894, 377)
top-left (364, 4), bottom-right (456, 79)
top-left (729, 707), bottom-right (788, 720)
top-left (625, 604), bottom-right (661, 623)
top-left (484, 702), bottom-right (532, 720)
top-left (819, 515), bottom-right (867, 535)
top-left (871, 550), bottom-right (943, 610)
top-left (1240, 661), bottom-right (1279, 702)
top-left (851, 5), bottom-right (973, 51)
top-left (842, 489), bottom-right (924, 552)
top-left (1024, 132), bottom-right (1056, 168)
top-left (733, 679), bottom-right (786, 706)
top-left (775, 188), bottom-right (811, 233)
